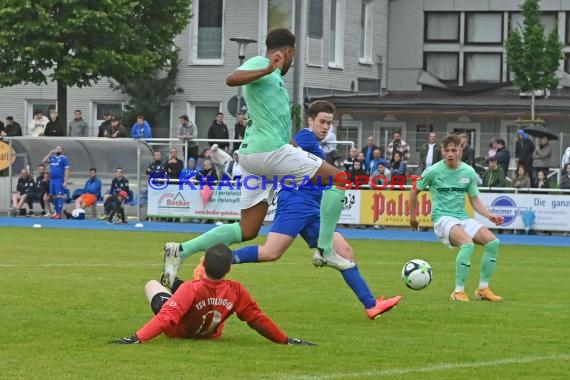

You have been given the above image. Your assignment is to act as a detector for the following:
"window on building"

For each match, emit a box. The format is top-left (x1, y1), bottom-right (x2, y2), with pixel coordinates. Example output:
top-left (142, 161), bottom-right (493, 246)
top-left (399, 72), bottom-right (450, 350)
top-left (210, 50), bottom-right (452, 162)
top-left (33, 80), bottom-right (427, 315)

top-left (192, 104), bottom-right (221, 141)
top-left (307, 0), bottom-right (323, 38)
top-left (424, 52), bottom-right (459, 82)
top-left (329, 0), bottom-right (345, 67)
top-left (193, 0), bottom-right (224, 62)
top-left (567, 12), bottom-right (570, 45)
top-left (565, 53), bottom-right (570, 74)
top-left (424, 12), bottom-right (460, 42)
top-left (360, 0), bottom-right (374, 63)
top-left (510, 12), bottom-right (557, 36)
top-left (464, 53), bottom-right (502, 83)
top-left (465, 13), bottom-right (503, 44)
top-left (259, 0), bottom-right (294, 56)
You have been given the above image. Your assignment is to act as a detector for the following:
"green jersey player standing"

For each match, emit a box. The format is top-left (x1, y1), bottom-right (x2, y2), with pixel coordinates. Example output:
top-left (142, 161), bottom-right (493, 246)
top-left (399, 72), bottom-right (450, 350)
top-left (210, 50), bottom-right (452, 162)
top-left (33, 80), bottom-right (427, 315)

top-left (160, 28), bottom-right (351, 288)
top-left (409, 134), bottom-right (505, 302)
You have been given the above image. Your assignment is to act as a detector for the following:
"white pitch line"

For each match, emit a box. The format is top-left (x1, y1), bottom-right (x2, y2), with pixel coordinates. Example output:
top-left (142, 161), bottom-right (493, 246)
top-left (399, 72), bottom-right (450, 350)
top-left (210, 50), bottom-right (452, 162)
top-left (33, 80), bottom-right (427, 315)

top-left (280, 354), bottom-right (570, 380)
top-left (0, 263), bottom-right (161, 268)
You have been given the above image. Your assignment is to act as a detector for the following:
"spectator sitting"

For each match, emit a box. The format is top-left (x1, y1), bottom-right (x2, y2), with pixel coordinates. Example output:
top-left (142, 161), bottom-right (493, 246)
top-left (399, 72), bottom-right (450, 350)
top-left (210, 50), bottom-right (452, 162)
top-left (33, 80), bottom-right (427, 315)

top-left (28, 164), bottom-right (49, 216)
top-left (75, 168), bottom-right (102, 208)
top-left (347, 160), bottom-right (369, 188)
top-left (370, 160), bottom-right (391, 188)
top-left (104, 168), bottom-right (130, 203)
top-left (11, 168), bottom-right (35, 216)
top-left (44, 110), bottom-right (65, 136)
top-left (146, 151), bottom-right (166, 177)
top-left (166, 148), bottom-right (184, 180)
top-left (40, 172), bottom-right (53, 216)
top-left (1, 116), bottom-right (22, 136)
top-left (512, 164), bottom-right (531, 189)
top-left (390, 151), bottom-right (407, 177)
top-left (368, 148), bottom-right (384, 175)
top-left (560, 163), bottom-right (570, 189)
top-left (562, 146), bottom-right (570, 170)
top-left (28, 110), bottom-right (49, 136)
top-left (196, 160), bottom-right (218, 186)
top-left (180, 158), bottom-right (200, 181)
top-left (482, 157), bottom-right (506, 188)
top-left (198, 148), bottom-right (212, 168)
top-left (534, 170), bottom-right (550, 190)
top-left (343, 147), bottom-right (358, 172)
top-left (131, 115), bottom-right (152, 140)
top-left (104, 190), bottom-right (128, 224)
top-left (356, 152), bottom-right (367, 173)
top-left (223, 150), bottom-right (242, 180)
top-left (109, 117), bottom-right (127, 138)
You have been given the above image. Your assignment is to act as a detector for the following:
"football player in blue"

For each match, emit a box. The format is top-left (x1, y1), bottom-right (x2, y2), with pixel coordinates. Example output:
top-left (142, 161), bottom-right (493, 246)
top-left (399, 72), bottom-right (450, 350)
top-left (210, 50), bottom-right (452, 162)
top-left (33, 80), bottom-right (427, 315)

top-left (42, 145), bottom-right (70, 219)
top-left (190, 101), bottom-right (402, 319)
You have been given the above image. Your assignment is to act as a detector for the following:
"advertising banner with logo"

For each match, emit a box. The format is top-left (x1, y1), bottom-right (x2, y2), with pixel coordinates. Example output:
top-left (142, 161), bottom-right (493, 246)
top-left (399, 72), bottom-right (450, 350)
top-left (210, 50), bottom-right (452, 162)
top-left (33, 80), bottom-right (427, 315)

top-left (475, 193), bottom-right (570, 232)
top-left (147, 185), bottom-right (241, 219)
top-left (360, 190), bottom-right (474, 227)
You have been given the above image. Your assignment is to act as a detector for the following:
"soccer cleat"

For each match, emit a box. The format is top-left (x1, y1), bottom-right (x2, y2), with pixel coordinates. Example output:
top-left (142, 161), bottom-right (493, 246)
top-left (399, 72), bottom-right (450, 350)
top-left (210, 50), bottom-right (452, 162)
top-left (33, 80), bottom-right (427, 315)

top-left (474, 288), bottom-right (503, 302)
top-left (450, 291), bottom-right (470, 302)
top-left (161, 242), bottom-right (182, 288)
top-left (50, 214), bottom-right (61, 219)
top-left (366, 295), bottom-right (402, 319)
top-left (192, 257), bottom-right (205, 280)
top-left (311, 249), bottom-right (356, 271)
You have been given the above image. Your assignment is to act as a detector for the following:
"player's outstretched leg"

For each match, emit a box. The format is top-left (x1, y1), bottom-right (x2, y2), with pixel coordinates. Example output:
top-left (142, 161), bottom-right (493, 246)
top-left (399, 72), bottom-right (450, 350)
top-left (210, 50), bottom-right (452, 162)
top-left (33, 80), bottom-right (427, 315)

top-left (475, 239), bottom-right (502, 301)
top-left (450, 242), bottom-right (474, 301)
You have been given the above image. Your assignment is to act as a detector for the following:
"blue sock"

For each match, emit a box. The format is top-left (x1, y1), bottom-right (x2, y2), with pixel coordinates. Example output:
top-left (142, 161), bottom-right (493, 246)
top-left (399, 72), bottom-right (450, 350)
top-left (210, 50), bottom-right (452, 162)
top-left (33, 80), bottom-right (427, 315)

top-left (341, 266), bottom-right (376, 309)
top-left (55, 198), bottom-right (64, 215)
top-left (232, 246), bottom-right (259, 264)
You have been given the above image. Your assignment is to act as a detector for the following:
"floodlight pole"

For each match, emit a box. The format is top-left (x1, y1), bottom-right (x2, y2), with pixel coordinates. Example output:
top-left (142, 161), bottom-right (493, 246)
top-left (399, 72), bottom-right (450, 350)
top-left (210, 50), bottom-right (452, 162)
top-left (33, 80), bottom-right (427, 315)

top-left (230, 38), bottom-right (257, 116)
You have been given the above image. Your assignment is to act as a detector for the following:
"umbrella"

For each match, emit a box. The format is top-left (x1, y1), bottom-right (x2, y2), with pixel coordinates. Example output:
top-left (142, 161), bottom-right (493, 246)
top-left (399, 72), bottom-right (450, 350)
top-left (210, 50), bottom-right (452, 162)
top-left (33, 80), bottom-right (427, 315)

top-left (522, 209), bottom-right (536, 235)
top-left (522, 124), bottom-right (559, 140)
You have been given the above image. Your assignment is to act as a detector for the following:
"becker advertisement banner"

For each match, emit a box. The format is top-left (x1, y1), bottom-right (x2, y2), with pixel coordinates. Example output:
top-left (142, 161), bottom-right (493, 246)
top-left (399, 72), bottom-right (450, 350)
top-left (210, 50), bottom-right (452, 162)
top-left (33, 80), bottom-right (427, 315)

top-left (148, 186), bottom-right (361, 223)
top-left (475, 193), bottom-right (570, 232)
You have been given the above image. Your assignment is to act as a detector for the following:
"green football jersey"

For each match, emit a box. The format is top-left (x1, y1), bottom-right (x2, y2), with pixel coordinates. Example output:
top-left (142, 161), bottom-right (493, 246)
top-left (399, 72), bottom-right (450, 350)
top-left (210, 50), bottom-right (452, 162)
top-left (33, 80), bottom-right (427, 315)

top-left (416, 160), bottom-right (480, 222)
top-left (238, 56), bottom-right (291, 154)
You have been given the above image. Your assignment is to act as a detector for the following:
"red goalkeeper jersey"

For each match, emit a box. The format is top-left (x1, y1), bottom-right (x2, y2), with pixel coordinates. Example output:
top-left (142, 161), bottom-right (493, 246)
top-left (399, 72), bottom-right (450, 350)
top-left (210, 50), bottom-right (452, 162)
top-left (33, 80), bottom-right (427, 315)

top-left (136, 277), bottom-right (288, 344)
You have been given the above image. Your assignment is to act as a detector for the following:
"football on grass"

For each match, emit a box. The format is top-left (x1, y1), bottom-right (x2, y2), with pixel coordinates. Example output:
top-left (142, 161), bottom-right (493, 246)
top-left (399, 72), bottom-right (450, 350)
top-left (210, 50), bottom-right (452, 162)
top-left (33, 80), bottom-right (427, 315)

top-left (402, 259), bottom-right (432, 290)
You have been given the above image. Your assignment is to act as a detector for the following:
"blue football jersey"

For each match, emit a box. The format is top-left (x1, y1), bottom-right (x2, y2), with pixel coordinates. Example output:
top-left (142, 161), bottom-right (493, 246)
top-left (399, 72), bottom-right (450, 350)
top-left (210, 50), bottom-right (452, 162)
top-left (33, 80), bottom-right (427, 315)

top-left (50, 155), bottom-right (69, 179)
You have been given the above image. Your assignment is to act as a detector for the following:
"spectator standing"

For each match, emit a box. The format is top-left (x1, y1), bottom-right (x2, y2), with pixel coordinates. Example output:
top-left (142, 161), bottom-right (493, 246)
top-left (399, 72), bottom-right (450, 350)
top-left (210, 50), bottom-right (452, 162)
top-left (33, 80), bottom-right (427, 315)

top-left (109, 117), bottom-right (127, 138)
top-left (42, 145), bottom-right (70, 219)
top-left (482, 157), bottom-right (506, 188)
top-left (512, 164), bottom-right (531, 189)
top-left (207, 112), bottom-right (229, 151)
top-left (28, 110), bottom-right (49, 136)
top-left (146, 151), bottom-right (166, 176)
top-left (1, 116), bottom-right (22, 136)
top-left (390, 151), bottom-right (407, 176)
top-left (44, 110), bottom-right (65, 136)
top-left (560, 163), bottom-right (570, 189)
top-left (97, 112), bottom-right (113, 137)
top-left (178, 115), bottom-right (199, 161)
top-left (492, 138), bottom-right (510, 176)
top-left (532, 137), bottom-right (552, 182)
top-left (132, 115), bottom-right (152, 140)
top-left (361, 136), bottom-right (379, 170)
top-left (166, 148), bottom-right (184, 180)
top-left (459, 134), bottom-right (476, 167)
top-left (343, 147), bottom-right (358, 172)
top-left (386, 131), bottom-right (410, 163)
top-left (233, 113), bottom-right (247, 152)
top-left (419, 132), bottom-right (441, 171)
top-left (515, 130), bottom-right (534, 174)
top-left (68, 110), bottom-right (89, 137)
top-left (321, 125), bottom-right (338, 165)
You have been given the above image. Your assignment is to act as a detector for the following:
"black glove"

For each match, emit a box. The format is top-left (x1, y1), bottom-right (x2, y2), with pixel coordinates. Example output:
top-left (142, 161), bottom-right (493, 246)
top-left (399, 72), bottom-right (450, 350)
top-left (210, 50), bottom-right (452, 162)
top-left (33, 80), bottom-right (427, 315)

top-left (111, 335), bottom-right (140, 344)
top-left (286, 337), bottom-right (316, 346)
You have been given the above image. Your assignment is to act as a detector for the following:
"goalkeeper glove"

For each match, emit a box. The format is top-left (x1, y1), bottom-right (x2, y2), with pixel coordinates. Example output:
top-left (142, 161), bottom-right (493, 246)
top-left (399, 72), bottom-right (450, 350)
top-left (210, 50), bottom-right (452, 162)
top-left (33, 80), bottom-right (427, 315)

top-left (286, 337), bottom-right (316, 346)
top-left (111, 335), bottom-right (140, 344)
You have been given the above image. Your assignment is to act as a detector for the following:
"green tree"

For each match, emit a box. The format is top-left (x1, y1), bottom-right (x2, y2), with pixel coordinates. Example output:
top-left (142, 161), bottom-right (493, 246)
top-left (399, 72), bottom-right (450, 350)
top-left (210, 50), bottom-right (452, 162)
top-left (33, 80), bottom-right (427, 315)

top-left (506, 0), bottom-right (564, 121)
top-left (110, 54), bottom-right (184, 137)
top-left (0, 0), bottom-right (192, 128)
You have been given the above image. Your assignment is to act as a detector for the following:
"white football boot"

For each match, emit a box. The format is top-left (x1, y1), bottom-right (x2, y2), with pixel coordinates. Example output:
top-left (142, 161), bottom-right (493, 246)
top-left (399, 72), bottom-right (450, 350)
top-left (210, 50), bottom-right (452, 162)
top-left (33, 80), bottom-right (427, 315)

top-left (161, 242), bottom-right (182, 289)
top-left (311, 248), bottom-right (356, 271)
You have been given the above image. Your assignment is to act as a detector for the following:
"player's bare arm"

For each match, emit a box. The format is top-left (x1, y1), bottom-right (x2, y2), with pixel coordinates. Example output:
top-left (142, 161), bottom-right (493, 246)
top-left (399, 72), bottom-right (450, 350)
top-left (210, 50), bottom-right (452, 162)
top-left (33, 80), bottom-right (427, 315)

top-left (226, 51), bottom-right (284, 86)
top-left (469, 195), bottom-right (504, 225)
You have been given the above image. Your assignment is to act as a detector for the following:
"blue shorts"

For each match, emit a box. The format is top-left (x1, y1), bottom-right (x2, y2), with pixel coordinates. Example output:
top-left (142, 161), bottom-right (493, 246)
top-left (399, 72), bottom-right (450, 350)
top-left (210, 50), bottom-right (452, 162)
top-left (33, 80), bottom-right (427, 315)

top-left (270, 206), bottom-right (321, 249)
top-left (50, 178), bottom-right (65, 196)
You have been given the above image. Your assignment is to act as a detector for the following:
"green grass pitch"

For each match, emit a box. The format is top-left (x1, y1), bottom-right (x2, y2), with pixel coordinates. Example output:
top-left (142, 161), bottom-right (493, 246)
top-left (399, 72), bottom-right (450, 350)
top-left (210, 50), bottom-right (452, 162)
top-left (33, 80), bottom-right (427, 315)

top-left (0, 227), bottom-right (569, 379)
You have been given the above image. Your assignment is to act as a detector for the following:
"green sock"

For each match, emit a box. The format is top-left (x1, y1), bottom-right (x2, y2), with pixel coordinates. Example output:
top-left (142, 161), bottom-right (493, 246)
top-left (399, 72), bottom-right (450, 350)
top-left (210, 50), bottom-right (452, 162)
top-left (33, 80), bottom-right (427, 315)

top-left (455, 243), bottom-right (474, 289)
top-left (317, 187), bottom-right (345, 257)
top-left (180, 223), bottom-right (242, 261)
top-left (480, 239), bottom-right (500, 285)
